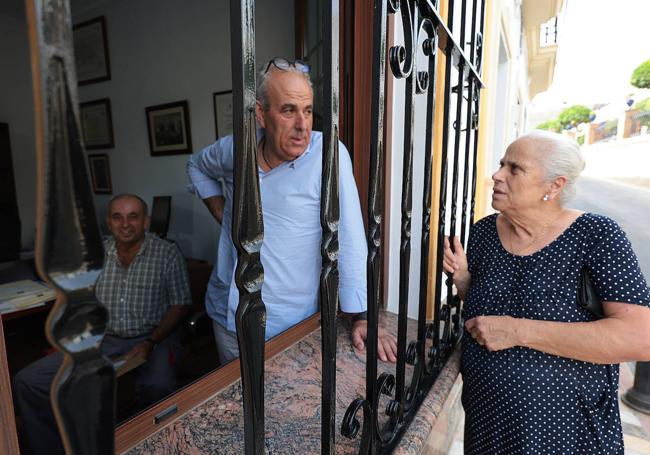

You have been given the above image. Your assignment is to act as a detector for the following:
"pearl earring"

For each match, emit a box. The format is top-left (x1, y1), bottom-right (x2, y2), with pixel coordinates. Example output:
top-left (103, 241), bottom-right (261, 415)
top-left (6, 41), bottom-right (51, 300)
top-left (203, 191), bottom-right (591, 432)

top-left (543, 195), bottom-right (550, 201)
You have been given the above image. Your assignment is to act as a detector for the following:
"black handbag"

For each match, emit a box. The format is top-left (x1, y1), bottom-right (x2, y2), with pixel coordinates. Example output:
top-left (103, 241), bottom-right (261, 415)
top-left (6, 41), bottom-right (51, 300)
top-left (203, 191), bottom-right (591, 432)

top-left (577, 265), bottom-right (604, 319)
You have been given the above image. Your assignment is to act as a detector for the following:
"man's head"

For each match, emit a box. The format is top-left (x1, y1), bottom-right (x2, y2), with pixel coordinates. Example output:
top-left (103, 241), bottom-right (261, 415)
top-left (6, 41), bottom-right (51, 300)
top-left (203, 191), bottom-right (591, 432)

top-left (106, 194), bottom-right (150, 247)
top-left (255, 57), bottom-right (314, 162)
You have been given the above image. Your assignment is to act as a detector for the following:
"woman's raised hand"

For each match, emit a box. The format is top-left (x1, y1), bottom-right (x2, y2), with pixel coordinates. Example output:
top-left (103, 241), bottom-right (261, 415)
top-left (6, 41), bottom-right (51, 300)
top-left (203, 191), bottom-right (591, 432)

top-left (443, 236), bottom-right (471, 299)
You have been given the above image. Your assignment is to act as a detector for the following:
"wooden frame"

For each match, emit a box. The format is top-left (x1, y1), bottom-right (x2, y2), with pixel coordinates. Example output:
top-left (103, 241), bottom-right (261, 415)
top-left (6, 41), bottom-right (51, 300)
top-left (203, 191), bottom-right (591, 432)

top-left (80, 98), bottom-right (114, 149)
top-left (87, 153), bottom-right (113, 194)
top-left (145, 100), bottom-right (193, 156)
top-left (73, 16), bottom-right (111, 86)
top-left (213, 91), bottom-right (233, 139)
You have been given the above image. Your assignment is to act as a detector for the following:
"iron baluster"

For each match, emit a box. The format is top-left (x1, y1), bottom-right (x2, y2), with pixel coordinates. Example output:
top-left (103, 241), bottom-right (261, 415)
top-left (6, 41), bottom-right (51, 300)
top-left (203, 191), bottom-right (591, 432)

top-left (469, 0), bottom-right (486, 226)
top-left (25, 1), bottom-right (112, 453)
top-left (414, 19), bottom-right (438, 382)
top-left (230, 1), bottom-right (266, 454)
top-left (391, 0), bottom-right (417, 431)
top-left (320, 1), bottom-right (340, 454)
top-left (460, 0), bottom-right (479, 246)
top-left (341, 0), bottom-right (394, 453)
top-left (446, 0), bottom-right (468, 344)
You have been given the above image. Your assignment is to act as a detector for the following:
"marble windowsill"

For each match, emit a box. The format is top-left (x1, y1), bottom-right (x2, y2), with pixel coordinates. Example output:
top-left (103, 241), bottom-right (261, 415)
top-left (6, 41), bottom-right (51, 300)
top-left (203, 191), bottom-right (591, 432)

top-left (126, 312), bottom-right (461, 454)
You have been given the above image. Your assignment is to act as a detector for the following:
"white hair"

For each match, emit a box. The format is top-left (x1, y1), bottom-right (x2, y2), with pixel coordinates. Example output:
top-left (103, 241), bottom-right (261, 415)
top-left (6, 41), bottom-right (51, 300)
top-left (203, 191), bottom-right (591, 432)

top-left (519, 130), bottom-right (585, 205)
top-left (256, 64), bottom-right (313, 111)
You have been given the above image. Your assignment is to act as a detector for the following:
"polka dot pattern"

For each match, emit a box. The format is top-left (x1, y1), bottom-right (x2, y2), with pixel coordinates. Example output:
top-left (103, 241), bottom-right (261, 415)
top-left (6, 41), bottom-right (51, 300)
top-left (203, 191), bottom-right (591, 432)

top-left (461, 213), bottom-right (650, 454)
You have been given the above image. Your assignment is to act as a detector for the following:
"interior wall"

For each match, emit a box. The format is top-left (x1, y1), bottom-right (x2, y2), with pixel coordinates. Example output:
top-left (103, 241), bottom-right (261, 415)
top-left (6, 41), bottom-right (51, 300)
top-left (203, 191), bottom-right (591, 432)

top-left (0, 0), bottom-right (295, 263)
top-left (0, 4), bottom-right (36, 251)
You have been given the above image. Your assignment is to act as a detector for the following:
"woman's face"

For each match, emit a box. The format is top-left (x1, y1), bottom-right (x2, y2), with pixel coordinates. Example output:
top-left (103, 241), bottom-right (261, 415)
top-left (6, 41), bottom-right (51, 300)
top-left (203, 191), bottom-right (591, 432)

top-left (491, 138), bottom-right (548, 214)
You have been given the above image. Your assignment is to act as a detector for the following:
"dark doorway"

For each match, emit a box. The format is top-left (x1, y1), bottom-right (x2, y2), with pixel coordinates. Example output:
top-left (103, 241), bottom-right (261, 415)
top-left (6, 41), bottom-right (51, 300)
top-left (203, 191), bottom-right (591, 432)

top-left (0, 123), bottom-right (21, 262)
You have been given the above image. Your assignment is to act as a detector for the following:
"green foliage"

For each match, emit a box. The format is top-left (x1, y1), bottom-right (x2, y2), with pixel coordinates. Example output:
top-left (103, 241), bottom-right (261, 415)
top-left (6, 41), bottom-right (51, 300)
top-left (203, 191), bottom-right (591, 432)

top-left (577, 135), bottom-right (585, 145)
top-left (535, 119), bottom-right (562, 132)
top-left (557, 105), bottom-right (593, 129)
top-left (631, 60), bottom-right (650, 88)
top-left (633, 97), bottom-right (650, 111)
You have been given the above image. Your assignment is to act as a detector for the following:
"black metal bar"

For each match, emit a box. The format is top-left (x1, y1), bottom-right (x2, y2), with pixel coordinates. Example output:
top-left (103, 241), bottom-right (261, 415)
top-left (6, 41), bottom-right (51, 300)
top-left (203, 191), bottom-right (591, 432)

top-left (460, 0), bottom-right (479, 245)
top-left (341, 1), bottom-right (393, 453)
top-left (394, 0), bottom-right (417, 430)
top-left (446, 0), bottom-right (468, 344)
top-left (433, 10), bottom-right (456, 363)
top-left (229, 1), bottom-right (266, 454)
top-left (469, 0), bottom-right (486, 226)
top-left (320, 1), bottom-right (340, 453)
top-left (25, 1), bottom-right (113, 454)
top-left (417, 0), bottom-right (484, 88)
top-left (412, 17), bottom-right (438, 384)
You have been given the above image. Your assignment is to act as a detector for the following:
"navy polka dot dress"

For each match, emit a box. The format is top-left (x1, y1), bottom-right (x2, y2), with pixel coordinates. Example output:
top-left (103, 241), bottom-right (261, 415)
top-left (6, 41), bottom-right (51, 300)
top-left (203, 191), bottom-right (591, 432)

top-left (461, 213), bottom-right (650, 454)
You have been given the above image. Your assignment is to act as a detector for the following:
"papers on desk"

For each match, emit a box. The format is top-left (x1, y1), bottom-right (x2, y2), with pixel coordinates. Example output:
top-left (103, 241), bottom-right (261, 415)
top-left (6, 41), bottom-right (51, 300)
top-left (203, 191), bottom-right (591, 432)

top-left (0, 279), bottom-right (56, 315)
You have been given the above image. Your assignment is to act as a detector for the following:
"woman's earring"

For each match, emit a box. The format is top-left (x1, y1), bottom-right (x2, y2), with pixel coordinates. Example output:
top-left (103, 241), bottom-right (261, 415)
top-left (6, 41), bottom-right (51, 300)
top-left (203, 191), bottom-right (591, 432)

top-left (543, 194), bottom-right (550, 201)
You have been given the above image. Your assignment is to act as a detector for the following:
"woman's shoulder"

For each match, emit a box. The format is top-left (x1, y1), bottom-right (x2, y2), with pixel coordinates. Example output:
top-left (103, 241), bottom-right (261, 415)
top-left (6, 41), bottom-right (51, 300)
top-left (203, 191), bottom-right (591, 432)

top-left (575, 212), bottom-right (623, 235)
top-left (473, 213), bottom-right (498, 230)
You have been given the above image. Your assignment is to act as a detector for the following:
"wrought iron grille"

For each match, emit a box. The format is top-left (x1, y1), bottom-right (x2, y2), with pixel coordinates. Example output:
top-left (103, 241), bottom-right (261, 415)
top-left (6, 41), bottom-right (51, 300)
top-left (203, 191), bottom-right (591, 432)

top-left (25, 0), bottom-right (485, 454)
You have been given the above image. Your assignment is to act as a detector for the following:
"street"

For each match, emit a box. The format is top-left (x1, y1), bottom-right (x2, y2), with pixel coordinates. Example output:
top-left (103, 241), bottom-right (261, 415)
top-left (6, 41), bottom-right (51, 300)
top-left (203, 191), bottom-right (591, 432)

top-left (571, 176), bottom-right (650, 278)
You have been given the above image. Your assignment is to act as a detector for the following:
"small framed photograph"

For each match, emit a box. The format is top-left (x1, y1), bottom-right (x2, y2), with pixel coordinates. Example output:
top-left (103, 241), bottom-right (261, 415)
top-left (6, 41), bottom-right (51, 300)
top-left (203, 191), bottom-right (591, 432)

top-left (213, 90), bottom-right (233, 138)
top-left (73, 16), bottom-right (111, 86)
top-left (87, 154), bottom-right (112, 194)
top-left (80, 98), bottom-right (114, 149)
top-left (145, 100), bottom-right (193, 156)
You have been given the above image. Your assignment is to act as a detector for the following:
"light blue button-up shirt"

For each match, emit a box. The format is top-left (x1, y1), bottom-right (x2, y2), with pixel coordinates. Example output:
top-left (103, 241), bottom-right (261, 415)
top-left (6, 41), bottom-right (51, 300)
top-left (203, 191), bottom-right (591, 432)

top-left (187, 131), bottom-right (367, 339)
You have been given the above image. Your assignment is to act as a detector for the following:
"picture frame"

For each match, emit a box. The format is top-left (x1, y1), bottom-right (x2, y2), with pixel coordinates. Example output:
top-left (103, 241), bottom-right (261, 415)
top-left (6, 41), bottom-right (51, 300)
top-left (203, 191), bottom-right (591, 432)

top-left (213, 91), bottom-right (233, 138)
top-left (80, 98), bottom-right (114, 149)
top-left (145, 100), bottom-right (193, 156)
top-left (87, 154), bottom-right (113, 194)
top-left (73, 16), bottom-right (111, 86)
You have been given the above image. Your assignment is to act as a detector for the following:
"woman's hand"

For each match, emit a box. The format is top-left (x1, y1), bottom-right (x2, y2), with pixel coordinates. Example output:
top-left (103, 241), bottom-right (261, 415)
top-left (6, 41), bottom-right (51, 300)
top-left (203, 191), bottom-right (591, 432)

top-left (443, 236), bottom-right (471, 299)
top-left (465, 316), bottom-right (522, 351)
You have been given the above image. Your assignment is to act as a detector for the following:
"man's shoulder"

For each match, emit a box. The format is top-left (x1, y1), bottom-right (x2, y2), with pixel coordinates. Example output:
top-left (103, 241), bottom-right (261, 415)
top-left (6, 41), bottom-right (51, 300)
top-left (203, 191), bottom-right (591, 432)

top-left (145, 234), bottom-right (183, 259)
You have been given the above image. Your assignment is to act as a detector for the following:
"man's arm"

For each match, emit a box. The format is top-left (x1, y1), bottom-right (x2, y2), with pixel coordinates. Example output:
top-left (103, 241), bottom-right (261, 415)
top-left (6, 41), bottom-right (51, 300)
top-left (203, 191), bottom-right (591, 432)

top-left (336, 143), bottom-right (397, 362)
top-left (126, 305), bottom-right (189, 360)
top-left (203, 195), bottom-right (226, 224)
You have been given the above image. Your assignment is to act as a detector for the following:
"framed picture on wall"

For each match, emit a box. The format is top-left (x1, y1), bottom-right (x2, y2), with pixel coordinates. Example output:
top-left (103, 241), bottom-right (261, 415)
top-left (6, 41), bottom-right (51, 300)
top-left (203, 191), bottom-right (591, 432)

top-left (87, 154), bottom-right (112, 194)
top-left (80, 98), bottom-right (114, 149)
top-left (73, 16), bottom-right (111, 85)
top-left (213, 90), bottom-right (233, 138)
top-left (145, 100), bottom-right (193, 156)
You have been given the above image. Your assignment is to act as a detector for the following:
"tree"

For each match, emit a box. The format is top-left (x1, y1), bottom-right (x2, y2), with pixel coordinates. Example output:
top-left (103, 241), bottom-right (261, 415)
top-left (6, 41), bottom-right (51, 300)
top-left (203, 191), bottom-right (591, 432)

top-left (557, 105), bottom-right (593, 129)
top-left (631, 60), bottom-right (650, 89)
top-left (536, 119), bottom-right (562, 132)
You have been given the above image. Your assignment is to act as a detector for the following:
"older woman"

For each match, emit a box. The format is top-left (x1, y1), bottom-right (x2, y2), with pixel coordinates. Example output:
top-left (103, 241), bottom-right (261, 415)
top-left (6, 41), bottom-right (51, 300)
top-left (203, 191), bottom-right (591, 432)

top-left (443, 130), bottom-right (650, 454)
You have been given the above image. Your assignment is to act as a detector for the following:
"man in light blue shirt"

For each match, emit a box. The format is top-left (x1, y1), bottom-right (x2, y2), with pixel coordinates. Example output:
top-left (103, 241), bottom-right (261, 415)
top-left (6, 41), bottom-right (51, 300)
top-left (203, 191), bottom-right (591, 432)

top-left (187, 57), bottom-right (397, 363)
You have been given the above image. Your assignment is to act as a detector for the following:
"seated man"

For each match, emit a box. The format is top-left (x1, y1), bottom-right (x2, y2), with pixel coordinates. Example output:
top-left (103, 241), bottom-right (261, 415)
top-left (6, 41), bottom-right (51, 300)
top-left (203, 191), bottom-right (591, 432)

top-left (187, 57), bottom-right (397, 364)
top-left (13, 193), bottom-right (191, 455)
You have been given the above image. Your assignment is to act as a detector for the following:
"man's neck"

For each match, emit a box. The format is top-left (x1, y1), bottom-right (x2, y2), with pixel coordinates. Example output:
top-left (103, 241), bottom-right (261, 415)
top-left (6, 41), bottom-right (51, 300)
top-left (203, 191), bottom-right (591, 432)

top-left (115, 237), bottom-right (145, 268)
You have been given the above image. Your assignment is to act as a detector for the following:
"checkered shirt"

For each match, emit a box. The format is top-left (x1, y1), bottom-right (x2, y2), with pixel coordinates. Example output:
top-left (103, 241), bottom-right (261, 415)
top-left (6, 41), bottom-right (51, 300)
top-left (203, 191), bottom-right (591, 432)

top-left (96, 233), bottom-right (191, 337)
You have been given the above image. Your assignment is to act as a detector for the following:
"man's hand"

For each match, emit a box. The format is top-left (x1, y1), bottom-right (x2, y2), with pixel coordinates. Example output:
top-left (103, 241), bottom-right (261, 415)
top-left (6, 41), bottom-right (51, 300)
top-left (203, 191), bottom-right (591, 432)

top-left (124, 341), bottom-right (154, 361)
top-left (465, 316), bottom-right (521, 352)
top-left (351, 320), bottom-right (398, 363)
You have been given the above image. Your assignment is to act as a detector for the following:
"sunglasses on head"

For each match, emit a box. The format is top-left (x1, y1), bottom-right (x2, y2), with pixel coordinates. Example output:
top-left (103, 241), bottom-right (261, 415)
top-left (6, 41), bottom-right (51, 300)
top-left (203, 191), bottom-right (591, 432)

top-left (264, 57), bottom-right (310, 74)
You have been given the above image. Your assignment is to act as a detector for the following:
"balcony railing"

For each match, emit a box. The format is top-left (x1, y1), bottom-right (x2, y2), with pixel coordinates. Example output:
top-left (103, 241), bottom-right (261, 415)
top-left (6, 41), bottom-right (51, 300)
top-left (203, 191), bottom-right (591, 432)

top-left (25, 0), bottom-right (485, 453)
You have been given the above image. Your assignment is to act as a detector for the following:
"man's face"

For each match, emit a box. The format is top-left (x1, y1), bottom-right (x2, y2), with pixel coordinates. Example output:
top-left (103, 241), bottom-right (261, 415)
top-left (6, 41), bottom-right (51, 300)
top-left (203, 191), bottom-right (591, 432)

top-left (256, 70), bottom-right (313, 162)
top-left (106, 196), bottom-right (149, 247)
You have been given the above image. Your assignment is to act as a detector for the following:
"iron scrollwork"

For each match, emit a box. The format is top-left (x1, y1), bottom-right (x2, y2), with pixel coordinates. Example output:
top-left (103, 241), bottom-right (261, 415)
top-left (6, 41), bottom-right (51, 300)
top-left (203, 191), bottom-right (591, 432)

top-left (343, 0), bottom-right (485, 453)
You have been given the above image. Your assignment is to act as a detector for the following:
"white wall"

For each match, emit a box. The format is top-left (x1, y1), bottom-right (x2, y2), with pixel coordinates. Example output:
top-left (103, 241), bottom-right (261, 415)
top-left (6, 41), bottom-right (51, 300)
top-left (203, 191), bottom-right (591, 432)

top-left (0, 0), bottom-right (295, 263)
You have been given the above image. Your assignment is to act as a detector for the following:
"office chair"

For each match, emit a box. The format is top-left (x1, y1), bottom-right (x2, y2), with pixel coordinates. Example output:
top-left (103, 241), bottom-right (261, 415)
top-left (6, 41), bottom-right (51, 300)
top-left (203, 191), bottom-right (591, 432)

top-left (149, 196), bottom-right (171, 239)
